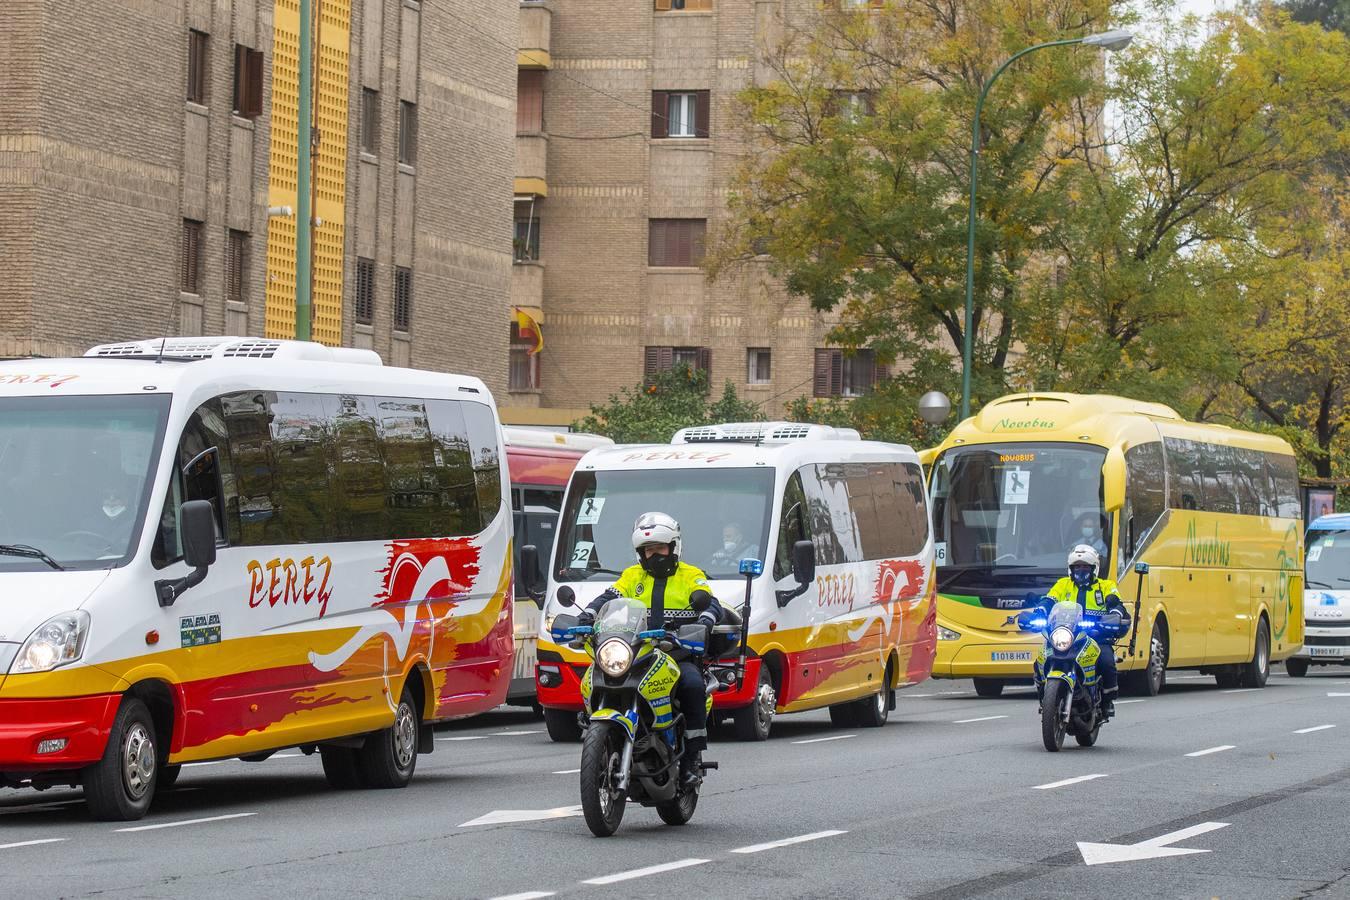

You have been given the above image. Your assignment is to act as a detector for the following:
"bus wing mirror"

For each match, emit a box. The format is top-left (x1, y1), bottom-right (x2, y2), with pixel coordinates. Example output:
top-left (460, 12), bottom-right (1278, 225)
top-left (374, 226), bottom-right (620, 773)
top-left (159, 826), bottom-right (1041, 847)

top-left (520, 544), bottom-right (546, 607)
top-left (792, 540), bottom-right (816, 586)
top-left (1102, 448), bottom-right (1126, 511)
top-left (182, 500), bottom-right (217, 569)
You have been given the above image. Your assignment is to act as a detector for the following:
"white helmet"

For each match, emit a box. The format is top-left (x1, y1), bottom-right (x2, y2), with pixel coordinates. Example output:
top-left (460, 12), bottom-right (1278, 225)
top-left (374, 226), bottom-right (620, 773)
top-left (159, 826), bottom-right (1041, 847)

top-left (632, 511), bottom-right (681, 556)
top-left (1067, 544), bottom-right (1100, 578)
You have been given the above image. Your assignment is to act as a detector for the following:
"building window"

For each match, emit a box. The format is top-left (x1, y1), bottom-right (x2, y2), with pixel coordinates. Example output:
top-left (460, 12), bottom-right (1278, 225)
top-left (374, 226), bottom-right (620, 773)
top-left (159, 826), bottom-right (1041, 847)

top-left (514, 216), bottom-right (540, 262)
top-left (187, 30), bottom-right (208, 104)
top-left (651, 90), bottom-right (709, 138)
top-left (394, 266), bottom-right (412, 331)
top-left (656, 0), bottom-right (713, 9)
top-left (355, 257), bottom-right (375, 325)
top-left (225, 230), bottom-right (248, 304)
top-left (361, 88), bottom-right (380, 155)
top-left (645, 346), bottom-right (711, 378)
top-left (747, 348), bottom-right (771, 385)
top-left (648, 219), bottom-right (707, 267)
top-left (831, 90), bottom-right (874, 123)
top-left (517, 70), bottom-right (544, 134)
top-left (233, 45), bottom-right (264, 118)
top-left (813, 349), bottom-right (886, 397)
top-left (399, 101), bottom-right (418, 165)
top-left (509, 324), bottom-right (541, 390)
top-left (181, 219), bottom-right (203, 294)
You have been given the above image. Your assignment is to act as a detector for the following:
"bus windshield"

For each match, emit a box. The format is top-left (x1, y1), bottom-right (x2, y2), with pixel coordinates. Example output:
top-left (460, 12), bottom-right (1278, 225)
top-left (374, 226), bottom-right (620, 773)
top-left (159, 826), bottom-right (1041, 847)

top-left (0, 394), bottom-right (170, 571)
top-left (554, 467), bottom-right (776, 582)
top-left (930, 443), bottom-right (1110, 593)
top-left (1305, 530), bottom-right (1350, 590)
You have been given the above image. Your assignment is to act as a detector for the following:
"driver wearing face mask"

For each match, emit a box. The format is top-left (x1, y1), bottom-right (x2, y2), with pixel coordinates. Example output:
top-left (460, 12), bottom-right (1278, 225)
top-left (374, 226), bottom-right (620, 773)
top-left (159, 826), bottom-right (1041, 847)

top-left (708, 522), bottom-right (756, 570)
top-left (1071, 512), bottom-right (1108, 558)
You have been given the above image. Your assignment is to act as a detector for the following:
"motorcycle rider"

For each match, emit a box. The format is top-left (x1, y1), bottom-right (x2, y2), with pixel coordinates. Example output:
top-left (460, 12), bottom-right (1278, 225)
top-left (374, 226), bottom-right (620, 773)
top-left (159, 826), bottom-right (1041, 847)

top-left (577, 512), bottom-right (723, 789)
top-left (1038, 545), bottom-right (1130, 717)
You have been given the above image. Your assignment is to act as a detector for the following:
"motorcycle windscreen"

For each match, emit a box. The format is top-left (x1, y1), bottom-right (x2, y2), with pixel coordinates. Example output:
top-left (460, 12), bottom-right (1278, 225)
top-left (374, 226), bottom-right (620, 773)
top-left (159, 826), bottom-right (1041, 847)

top-left (1047, 600), bottom-right (1083, 632)
top-left (595, 598), bottom-right (647, 636)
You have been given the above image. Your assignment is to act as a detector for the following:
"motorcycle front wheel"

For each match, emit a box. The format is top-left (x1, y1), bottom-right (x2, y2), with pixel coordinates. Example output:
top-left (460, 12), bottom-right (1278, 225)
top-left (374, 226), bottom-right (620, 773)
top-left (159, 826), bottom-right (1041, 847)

top-left (580, 723), bottom-right (627, 837)
top-left (1041, 680), bottom-right (1067, 752)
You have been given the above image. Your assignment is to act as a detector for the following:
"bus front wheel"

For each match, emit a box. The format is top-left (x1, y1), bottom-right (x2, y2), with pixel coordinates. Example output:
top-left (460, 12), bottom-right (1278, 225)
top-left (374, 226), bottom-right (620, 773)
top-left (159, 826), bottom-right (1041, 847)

top-left (1286, 658), bottom-right (1309, 678)
top-left (544, 707), bottom-right (583, 743)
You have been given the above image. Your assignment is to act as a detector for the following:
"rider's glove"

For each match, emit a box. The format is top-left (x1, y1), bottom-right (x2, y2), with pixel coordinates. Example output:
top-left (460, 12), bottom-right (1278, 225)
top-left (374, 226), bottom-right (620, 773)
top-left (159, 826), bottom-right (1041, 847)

top-left (697, 610), bottom-right (717, 628)
top-left (577, 609), bottom-right (595, 627)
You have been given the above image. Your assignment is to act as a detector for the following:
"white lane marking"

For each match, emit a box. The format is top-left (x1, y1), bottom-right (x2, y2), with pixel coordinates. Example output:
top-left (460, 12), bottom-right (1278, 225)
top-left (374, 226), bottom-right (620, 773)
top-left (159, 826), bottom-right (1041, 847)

top-left (938, 690), bottom-right (971, 695)
top-left (1033, 773), bottom-right (1109, 790)
top-left (459, 806), bottom-right (583, 828)
top-left (437, 736), bottom-right (490, 742)
top-left (1078, 822), bottom-right (1230, 866)
top-left (1294, 724), bottom-right (1336, 734)
top-left (954, 715), bottom-right (1008, 724)
top-left (490, 730), bottom-right (545, 736)
top-left (0, 799), bottom-right (84, 816)
top-left (902, 693), bottom-right (935, 697)
top-left (791, 734), bottom-right (856, 745)
top-left (273, 753), bottom-right (302, 758)
top-left (552, 768), bottom-right (581, 775)
top-left (182, 760), bottom-right (234, 767)
top-left (1185, 745), bottom-right (1236, 757)
top-left (116, 812), bottom-right (257, 833)
top-left (0, 838), bottom-right (67, 850)
top-left (1222, 688), bottom-right (1260, 694)
top-left (582, 859), bottom-right (710, 885)
top-left (489, 893), bottom-right (556, 900)
top-left (1329, 693), bottom-right (1350, 697)
top-left (731, 830), bottom-right (848, 854)
top-left (1115, 699), bottom-right (1147, 704)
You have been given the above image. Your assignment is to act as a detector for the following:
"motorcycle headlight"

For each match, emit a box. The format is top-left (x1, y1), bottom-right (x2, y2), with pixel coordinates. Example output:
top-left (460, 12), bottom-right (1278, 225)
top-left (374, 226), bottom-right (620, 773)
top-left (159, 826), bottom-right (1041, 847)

top-left (938, 626), bottom-right (961, 641)
top-left (1050, 626), bottom-right (1074, 653)
top-left (597, 638), bottom-right (633, 677)
top-left (13, 611), bottom-right (91, 674)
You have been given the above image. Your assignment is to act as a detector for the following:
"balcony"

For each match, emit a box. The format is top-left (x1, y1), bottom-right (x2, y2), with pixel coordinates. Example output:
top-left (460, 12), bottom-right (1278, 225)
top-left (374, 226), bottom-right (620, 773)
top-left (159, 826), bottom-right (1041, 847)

top-left (519, 1), bottom-right (552, 69)
top-left (512, 260), bottom-right (544, 309)
top-left (514, 133), bottom-right (548, 197)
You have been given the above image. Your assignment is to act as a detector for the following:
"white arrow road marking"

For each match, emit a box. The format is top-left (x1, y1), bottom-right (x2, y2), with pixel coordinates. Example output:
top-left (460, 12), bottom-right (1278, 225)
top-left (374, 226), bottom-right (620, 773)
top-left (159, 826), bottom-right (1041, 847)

top-left (1294, 724), bottom-right (1336, 734)
top-left (792, 734), bottom-right (856, 745)
top-left (116, 813), bottom-right (256, 833)
top-left (731, 830), bottom-right (848, 854)
top-left (582, 859), bottom-right (710, 885)
top-left (489, 893), bottom-right (556, 900)
top-left (1077, 822), bottom-right (1230, 866)
top-left (459, 806), bottom-right (583, 828)
top-left (0, 838), bottom-right (67, 850)
top-left (1033, 774), bottom-right (1109, 790)
top-left (1186, 745), bottom-right (1235, 757)
top-left (954, 715), bottom-right (1008, 724)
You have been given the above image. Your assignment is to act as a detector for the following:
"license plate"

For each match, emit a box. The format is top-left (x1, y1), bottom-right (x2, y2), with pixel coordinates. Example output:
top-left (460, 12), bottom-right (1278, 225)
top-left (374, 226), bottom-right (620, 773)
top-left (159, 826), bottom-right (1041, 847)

top-left (992, 651), bottom-right (1033, 662)
top-left (1309, 647), bottom-right (1343, 658)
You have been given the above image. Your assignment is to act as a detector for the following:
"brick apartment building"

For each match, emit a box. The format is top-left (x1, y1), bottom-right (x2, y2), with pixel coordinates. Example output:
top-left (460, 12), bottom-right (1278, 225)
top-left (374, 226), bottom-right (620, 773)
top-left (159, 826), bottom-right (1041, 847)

top-left (0, 0), bottom-right (515, 396)
top-left (502, 0), bottom-right (883, 427)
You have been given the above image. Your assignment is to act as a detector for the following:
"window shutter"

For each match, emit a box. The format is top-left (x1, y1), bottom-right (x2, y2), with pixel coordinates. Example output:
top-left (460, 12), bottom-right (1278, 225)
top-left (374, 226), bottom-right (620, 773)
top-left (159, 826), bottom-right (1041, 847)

top-left (813, 349), bottom-right (832, 397)
top-left (694, 90), bottom-right (710, 138)
top-left (233, 44), bottom-right (247, 113)
top-left (673, 221), bottom-right (691, 267)
top-left (830, 351), bottom-right (843, 396)
top-left (874, 357), bottom-right (890, 387)
top-left (697, 347), bottom-right (712, 374)
top-left (645, 346), bottom-right (675, 379)
top-left (245, 48), bottom-right (264, 117)
top-left (648, 220), bottom-right (665, 266)
top-left (651, 91), bottom-right (668, 138)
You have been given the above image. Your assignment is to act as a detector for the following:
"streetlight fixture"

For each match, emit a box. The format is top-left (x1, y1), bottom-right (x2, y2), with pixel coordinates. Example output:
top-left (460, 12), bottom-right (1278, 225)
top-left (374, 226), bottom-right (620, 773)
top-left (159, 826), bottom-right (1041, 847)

top-left (918, 391), bottom-right (953, 426)
top-left (959, 28), bottom-right (1134, 421)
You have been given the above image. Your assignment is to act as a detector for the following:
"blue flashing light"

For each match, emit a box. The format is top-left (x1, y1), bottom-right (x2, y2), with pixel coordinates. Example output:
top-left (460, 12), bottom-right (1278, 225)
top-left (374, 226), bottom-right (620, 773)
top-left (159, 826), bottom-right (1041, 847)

top-left (739, 558), bottom-right (764, 577)
top-left (638, 629), bottom-right (665, 640)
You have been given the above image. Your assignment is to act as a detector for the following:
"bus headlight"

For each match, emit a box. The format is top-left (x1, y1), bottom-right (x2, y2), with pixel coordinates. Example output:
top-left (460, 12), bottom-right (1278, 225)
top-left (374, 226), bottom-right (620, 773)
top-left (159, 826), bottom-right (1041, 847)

top-left (938, 626), bottom-right (961, 641)
top-left (1050, 626), bottom-right (1074, 653)
top-left (13, 611), bottom-right (91, 674)
top-left (597, 639), bottom-right (633, 677)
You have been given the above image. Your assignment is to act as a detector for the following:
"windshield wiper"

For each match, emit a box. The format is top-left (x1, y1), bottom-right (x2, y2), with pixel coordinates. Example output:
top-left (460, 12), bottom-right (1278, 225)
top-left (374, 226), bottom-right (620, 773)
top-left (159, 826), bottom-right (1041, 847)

top-left (561, 566), bottom-right (625, 579)
top-left (1307, 579), bottom-right (1335, 588)
top-left (0, 544), bottom-right (65, 571)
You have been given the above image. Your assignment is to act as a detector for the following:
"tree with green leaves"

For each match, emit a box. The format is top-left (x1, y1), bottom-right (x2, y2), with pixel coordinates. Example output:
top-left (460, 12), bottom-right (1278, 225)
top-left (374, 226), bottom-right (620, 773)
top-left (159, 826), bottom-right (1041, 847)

top-left (571, 366), bottom-right (763, 444)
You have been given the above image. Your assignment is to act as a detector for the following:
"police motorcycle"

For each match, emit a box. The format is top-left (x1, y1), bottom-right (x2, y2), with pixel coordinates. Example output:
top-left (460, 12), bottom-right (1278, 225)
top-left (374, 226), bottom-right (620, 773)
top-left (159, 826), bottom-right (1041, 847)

top-left (550, 560), bottom-right (756, 837)
top-left (1017, 601), bottom-right (1128, 752)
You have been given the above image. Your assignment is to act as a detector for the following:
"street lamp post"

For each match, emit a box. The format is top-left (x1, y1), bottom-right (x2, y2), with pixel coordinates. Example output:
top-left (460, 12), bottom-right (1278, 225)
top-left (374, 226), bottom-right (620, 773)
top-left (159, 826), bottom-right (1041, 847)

top-left (959, 29), bottom-right (1134, 422)
top-left (296, 0), bottom-right (314, 342)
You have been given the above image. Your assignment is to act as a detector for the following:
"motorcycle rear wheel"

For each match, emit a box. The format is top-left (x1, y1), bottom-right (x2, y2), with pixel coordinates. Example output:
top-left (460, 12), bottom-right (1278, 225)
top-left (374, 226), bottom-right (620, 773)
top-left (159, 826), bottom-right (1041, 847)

top-left (580, 723), bottom-right (627, 837)
top-left (656, 784), bottom-right (699, 826)
top-left (1041, 681), bottom-right (1067, 752)
top-left (1075, 719), bottom-right (1101, 747)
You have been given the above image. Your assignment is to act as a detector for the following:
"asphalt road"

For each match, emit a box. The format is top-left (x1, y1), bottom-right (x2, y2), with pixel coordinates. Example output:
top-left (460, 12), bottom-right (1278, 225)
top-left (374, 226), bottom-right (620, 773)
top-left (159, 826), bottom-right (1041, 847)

top-left (4, 669), bottom-right (1350, 899)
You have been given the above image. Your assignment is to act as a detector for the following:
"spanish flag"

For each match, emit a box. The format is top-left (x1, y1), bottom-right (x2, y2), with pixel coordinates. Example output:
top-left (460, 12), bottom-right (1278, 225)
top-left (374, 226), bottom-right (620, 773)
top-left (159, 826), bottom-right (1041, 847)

top-left (513, 307), bottom-right (544, 356)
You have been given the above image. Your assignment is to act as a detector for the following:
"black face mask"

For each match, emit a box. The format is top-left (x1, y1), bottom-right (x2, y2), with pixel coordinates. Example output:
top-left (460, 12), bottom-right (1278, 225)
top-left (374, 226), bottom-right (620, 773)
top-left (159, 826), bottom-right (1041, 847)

top-left (640, 549), bottom-right (679, 579)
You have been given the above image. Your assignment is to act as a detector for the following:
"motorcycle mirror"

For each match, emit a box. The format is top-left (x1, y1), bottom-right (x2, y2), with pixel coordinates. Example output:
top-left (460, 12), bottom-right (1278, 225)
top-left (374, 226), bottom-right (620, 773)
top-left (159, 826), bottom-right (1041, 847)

top-left (690, 589), bottom-right (712, 613)
top-left (1134, 562), bottom-right (1150, 575)
top-left (556, 585), bottom-right (576, 607)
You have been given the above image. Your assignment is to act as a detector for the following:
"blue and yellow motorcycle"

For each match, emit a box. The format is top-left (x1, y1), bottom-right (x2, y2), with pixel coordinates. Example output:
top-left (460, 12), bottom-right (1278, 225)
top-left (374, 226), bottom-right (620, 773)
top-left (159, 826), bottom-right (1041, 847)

top-left (552, 580), bottom-right (746, 837)
top-left (1018, 601), bottom-right (1126, 752)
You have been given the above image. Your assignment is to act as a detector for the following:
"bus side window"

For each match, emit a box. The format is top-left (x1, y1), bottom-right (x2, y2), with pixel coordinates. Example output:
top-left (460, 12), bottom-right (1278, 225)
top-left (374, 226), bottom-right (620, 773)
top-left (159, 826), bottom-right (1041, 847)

top-left (774, 471), bottom-right (810, 580)
top-left (1124, 442), bottom-right (1166, 556)
top-left (462, 402), bottom-right (504, 531)
top-left (153, 399), bottom-right (232, 568)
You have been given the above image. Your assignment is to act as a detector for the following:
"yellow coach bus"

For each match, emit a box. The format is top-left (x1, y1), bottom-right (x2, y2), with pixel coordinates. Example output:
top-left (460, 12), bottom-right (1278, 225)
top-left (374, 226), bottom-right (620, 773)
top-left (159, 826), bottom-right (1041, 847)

top-left (924, 393), bottom-right (1303, 696)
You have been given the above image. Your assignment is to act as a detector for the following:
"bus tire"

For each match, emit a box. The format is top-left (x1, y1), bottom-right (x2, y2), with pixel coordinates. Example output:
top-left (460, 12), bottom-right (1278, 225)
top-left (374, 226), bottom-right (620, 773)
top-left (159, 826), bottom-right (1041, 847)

top-left (732, 664), bottom-right (776, 741)
top-left (854, 662), bottom-right (894, 728)
top-left (973, 678), bottom-right (1004, 698)
top-left (320, 746), bottom-right (365, 790)
top-left (357, 685), bottom-right (420, 789)
top-left (544, 707), bottom-right (583, 743)
top-left (82, 697), bottom-right (158, 821)
top-left (828, 703), bottom-right (858, 727)
top-left (1238, 618), bottom-right (1271, 688)
top-left (158, 765), bottom-right (182, 790)
top-left (1124, 621), bottom-right (1168, 696)
top-left (1214, 669), bottom-right (1242, 689)
top-left (1286, 658), bottom-right (1309, 678)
